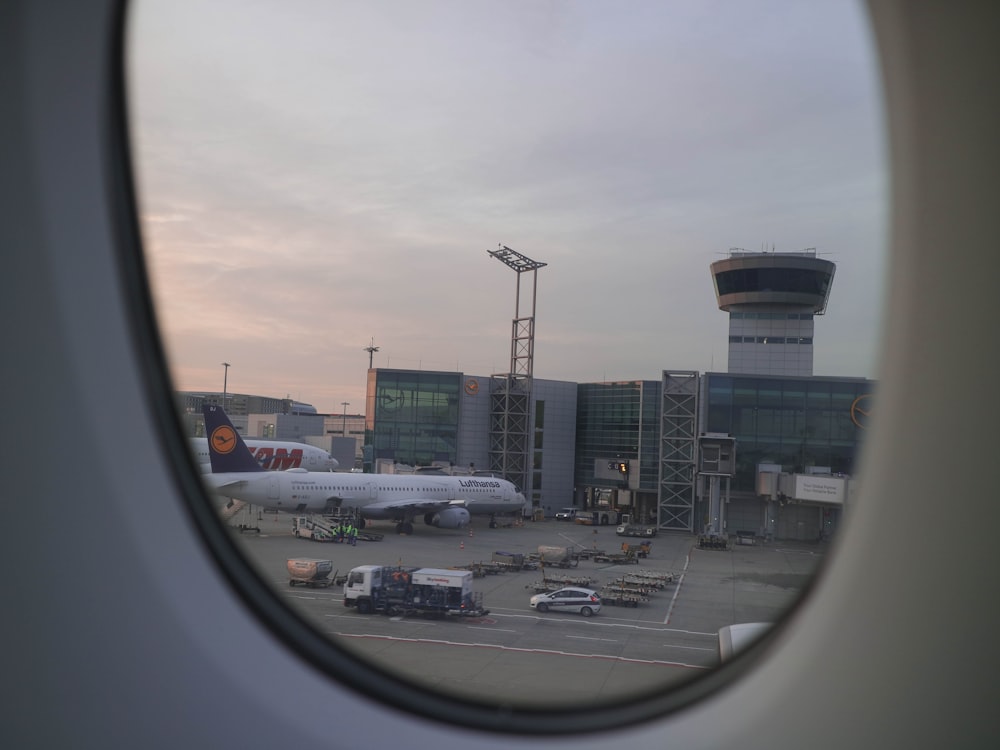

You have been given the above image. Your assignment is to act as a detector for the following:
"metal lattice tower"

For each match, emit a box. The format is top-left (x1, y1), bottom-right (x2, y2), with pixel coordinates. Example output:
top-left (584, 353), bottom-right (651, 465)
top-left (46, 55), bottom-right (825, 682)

top-left (658, 370), bottom-right (700, 532)
top-left (487, 245), bottom-right (546, 496)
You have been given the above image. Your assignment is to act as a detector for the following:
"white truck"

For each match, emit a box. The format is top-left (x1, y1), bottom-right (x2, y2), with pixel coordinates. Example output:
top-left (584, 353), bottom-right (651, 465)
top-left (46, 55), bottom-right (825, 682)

top-left (342, 565), bottom-right (488, 617)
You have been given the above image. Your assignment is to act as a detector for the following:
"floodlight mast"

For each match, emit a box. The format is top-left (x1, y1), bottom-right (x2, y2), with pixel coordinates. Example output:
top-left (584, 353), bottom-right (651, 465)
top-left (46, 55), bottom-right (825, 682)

top-left (487, 245), bottom-right (547, 379)
top-left (363, 337), bottom-right (379, 370)
top-left (487, 245), bottom-right (546, 508)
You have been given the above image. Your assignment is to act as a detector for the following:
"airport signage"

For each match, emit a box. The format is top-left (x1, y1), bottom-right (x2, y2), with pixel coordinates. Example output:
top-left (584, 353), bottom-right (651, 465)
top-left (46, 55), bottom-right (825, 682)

top-left (458, 478), bottom-right (502, 489)
top-left (793, 474), bottom-right (847, 504)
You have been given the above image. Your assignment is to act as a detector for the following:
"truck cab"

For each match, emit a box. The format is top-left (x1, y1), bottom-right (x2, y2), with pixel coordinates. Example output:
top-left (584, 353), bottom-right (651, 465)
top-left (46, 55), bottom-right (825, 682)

top-left (343, 564), bottom-right (381, 601)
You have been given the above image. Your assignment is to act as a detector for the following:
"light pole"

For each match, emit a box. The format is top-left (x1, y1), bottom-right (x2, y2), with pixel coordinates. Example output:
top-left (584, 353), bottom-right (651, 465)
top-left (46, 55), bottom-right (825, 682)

top-left (341, 401), bottom-right (350, 436)
top-left (221, 362), bottom-right (231, 411)
top-left (364, 338), bottom-right (379, 369)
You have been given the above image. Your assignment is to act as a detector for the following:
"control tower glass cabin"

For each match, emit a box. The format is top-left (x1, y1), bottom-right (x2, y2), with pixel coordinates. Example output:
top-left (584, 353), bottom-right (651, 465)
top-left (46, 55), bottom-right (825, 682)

top-left (711, 249), bottom-right (836, 377)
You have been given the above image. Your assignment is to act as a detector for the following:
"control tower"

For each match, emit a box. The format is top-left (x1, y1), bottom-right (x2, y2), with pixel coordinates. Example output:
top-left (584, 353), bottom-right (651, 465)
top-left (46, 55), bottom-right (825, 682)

top-left (710, 248), bottom-right (835, 376)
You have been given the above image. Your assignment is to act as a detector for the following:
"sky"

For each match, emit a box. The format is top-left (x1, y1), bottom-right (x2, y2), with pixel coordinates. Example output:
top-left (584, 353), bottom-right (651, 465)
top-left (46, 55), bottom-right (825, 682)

top-left (128, 1), bottom-right (888, 415)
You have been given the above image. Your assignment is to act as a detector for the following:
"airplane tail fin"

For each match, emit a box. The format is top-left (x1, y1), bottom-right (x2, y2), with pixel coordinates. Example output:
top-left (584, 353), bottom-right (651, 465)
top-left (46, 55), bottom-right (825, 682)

top-left (202, 404), bottom-right (265, 473)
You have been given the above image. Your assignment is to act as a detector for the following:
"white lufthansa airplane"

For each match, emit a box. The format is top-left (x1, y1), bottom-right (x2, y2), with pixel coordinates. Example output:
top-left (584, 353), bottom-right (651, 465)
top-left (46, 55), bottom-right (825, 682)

top-left (202, 404), bottom-right (525, 532)
top-left (190, 436), bottom-right (338, 472)
top-left (5, 2), bottom-right (998, 748)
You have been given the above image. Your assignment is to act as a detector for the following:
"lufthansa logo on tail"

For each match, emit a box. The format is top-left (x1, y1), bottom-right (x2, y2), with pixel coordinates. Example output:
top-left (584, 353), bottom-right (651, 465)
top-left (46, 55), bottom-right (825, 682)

top-left (210, 425), bottom-right (238, 454)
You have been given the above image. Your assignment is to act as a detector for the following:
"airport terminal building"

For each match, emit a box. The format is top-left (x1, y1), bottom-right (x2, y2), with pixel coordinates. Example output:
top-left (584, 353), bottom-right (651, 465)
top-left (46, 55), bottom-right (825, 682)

top-left (185, 249), bottom-right (873, 541)
top-left (355, 250), bottom-right (871, 540)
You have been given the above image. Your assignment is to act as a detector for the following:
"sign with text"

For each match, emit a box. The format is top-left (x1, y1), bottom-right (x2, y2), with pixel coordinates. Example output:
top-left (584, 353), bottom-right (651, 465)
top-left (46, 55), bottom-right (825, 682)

top-left (793, 474), bottom-right (847, 504)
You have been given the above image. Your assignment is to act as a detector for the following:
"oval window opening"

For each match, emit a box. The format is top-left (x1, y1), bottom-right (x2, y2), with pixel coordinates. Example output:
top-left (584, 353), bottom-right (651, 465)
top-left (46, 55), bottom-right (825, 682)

top-left (127, 0), bottom-right (886, 727)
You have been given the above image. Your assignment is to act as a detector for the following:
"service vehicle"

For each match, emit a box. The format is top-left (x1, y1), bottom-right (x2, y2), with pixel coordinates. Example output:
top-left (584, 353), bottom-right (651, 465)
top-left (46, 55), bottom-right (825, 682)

top-left (292, 516), bottom-right (333, 541)
top-left (575, 509), bottom-right (621, 526)
top-left (620, 541), bottom-right (652, 558)
top-left (593, 548), bottom-right (640, 564)
top-left (286, 558), bottom-right (334, 587)
top-left (534, 545), bottom-right (579, 568)
top-left (292, 515), bottom-right (384, 543)
top-left (343, 564), bottom-right (488, 617)
top-left (616, 523), bottom-right (657, 537)
top-left (554, 507), bottom-right (577, 521)
top-left (529, 587), bottom-right (602, 617)
top-left (491, 551), bottom-right (529, 571)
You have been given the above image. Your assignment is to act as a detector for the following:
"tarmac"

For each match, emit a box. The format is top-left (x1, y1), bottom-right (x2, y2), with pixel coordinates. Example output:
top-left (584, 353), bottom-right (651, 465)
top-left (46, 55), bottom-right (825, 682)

top-left (229, 508), bottom-right (827, 709)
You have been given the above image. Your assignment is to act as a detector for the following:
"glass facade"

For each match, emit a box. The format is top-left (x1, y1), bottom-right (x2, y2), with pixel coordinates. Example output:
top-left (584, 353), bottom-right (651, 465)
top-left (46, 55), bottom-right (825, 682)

top-left (361, 369), bottom-right (873, 523)
top-left (575, 381), bottom-right (661, 491)
top-left (365, 370), bottom-right (461, 466)
top-left (532, 400), bottom-right (544, 493)
top-left (731, 312), bottom-right (814, 320)
top-left (704, 373), bottom-right (873, 492)
top-left (715, 267), bottom-right (833, 297)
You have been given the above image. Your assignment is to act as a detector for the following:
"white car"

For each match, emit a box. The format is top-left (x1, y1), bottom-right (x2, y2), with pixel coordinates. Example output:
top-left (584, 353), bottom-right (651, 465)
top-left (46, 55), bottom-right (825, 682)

top-left (554, 508), bottom-right (577, 521)
top-left (529, 587), bottom-right (602, 617)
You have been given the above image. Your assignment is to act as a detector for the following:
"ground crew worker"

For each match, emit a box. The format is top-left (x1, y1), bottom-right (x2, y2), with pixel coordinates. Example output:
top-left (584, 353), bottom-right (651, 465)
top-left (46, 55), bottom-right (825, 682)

top-left (350, 524), bottom-right (358, 546)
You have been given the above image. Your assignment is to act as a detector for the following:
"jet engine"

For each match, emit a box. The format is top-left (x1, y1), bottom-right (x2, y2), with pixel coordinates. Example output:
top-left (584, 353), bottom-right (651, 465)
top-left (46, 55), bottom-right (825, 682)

top-left (424, 508), bottom-right (471, 529)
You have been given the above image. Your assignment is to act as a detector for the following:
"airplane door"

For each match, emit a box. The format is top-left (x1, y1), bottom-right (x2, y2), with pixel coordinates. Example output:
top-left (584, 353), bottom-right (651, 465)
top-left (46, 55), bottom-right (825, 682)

top-left (267, 475), bottom-right (280, 501)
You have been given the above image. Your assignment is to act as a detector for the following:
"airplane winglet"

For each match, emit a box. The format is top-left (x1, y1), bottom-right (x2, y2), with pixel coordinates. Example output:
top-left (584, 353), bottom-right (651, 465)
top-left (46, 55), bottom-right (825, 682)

top-left (202, 404), bottom-right (266, 473)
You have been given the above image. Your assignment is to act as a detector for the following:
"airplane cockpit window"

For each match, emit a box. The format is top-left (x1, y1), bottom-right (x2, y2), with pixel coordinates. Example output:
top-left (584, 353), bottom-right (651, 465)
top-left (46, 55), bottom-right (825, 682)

top-left (126, 0), bottom-right (886, 732)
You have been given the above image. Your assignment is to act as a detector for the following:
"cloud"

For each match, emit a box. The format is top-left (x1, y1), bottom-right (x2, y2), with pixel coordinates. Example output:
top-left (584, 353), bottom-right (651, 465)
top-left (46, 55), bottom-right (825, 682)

top-left (130, 0), bottom-right (886, 412)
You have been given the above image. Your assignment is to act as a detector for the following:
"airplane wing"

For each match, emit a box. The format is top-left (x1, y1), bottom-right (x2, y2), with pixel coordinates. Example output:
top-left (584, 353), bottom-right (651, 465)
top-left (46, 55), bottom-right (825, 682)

top-left (201, 474), bottom-right (271, 491)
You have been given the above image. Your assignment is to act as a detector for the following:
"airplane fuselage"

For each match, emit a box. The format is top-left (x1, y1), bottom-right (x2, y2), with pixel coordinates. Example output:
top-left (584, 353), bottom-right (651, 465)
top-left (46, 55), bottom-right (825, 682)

top-left (191, 438), bottom-right (337, 472)
top-left (204, 470), bottom-right (524, 518)
top-left (199, 404), bottom-right (524, 529)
